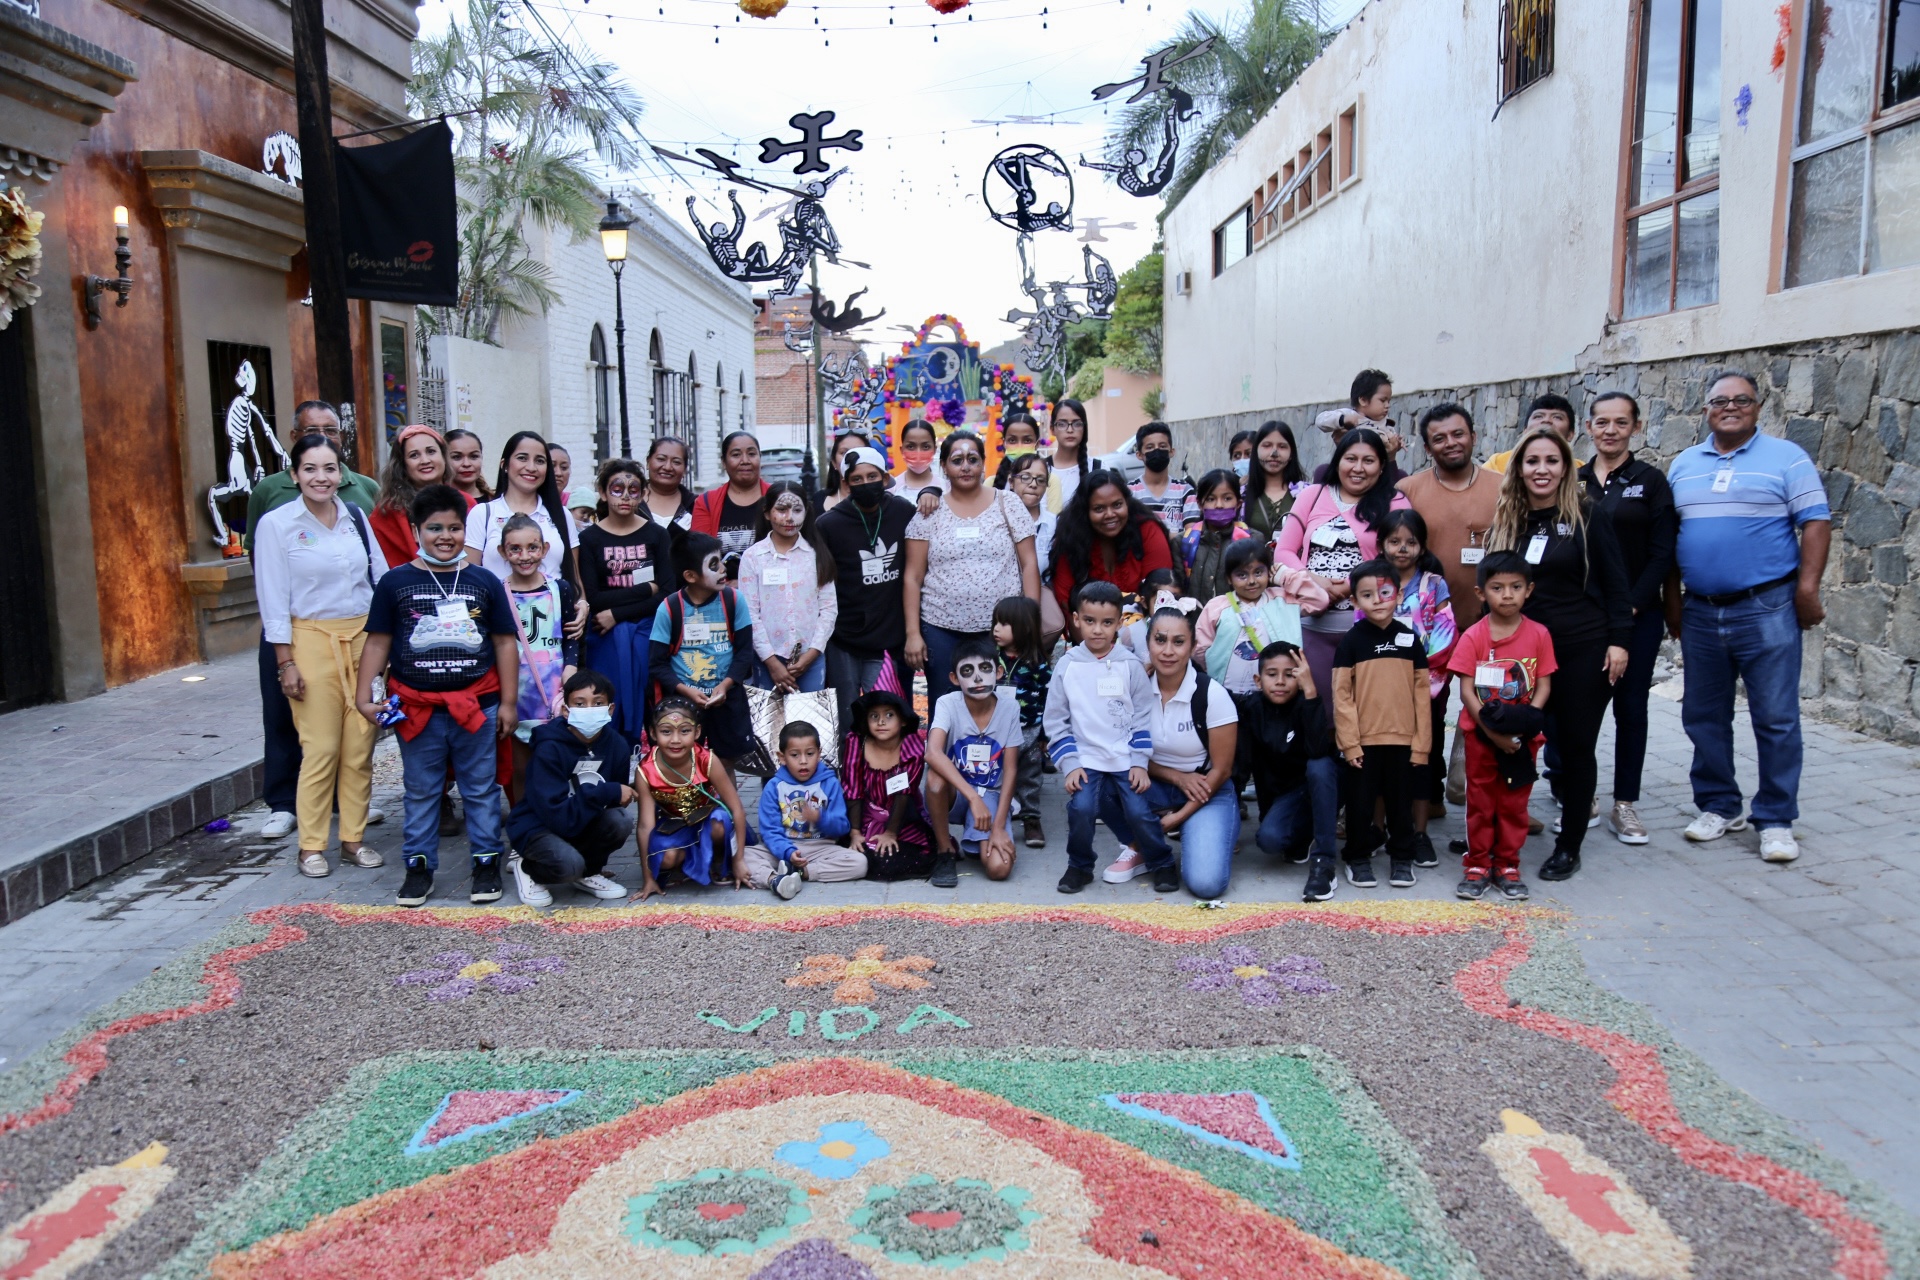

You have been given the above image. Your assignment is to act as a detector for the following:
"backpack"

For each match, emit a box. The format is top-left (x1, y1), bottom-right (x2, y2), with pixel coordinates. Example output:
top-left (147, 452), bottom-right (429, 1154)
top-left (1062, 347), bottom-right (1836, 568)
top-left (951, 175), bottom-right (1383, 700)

top-left (1188, 669), bottom-right (1216, 775)
top-left (343, 502), bottom-right (376, 587)
top-left (661, 587), bottom-right (743, 654)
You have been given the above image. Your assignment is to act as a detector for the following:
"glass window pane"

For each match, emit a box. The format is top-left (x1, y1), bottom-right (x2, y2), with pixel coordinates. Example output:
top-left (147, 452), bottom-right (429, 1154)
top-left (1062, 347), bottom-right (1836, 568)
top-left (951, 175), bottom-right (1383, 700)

top-left (1625, 206), bottom-right (1674, 317)
top-left (1675, 190), bottom-right (1720, 307)
top-left (1634, 0), bottom-right (1684, 205)
top-left (1889, 0), bottom-right (1920, 109)
top-left (1684, 0), bottom-right (1721, 181)
top-left (1799, 0), bottom-right (1879, 145)
top-left (1786, 141), bottom-right (1866, 285)
top-left (1870, 118), bottom-right (1920, 272)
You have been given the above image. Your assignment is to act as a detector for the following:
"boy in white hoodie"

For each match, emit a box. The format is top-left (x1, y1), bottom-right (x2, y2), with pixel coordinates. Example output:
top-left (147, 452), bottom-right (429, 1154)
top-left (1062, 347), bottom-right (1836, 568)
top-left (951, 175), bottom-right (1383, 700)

top-left (1044, 581), bottom-right (1176, 894)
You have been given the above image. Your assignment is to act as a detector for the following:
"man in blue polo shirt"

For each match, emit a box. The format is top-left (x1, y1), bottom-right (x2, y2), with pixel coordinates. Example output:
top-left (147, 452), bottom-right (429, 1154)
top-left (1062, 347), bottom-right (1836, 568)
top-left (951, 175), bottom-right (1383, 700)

top-left (1668, 371), bottom-right (1830, 864)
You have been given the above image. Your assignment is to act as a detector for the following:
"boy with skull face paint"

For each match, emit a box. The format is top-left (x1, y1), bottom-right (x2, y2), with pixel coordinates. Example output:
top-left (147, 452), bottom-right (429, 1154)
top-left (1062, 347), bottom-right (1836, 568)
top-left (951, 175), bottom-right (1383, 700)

top-left (924, 638), bottom-right (1024, 885)
top-left (648, 531), bottom-right (757, 763)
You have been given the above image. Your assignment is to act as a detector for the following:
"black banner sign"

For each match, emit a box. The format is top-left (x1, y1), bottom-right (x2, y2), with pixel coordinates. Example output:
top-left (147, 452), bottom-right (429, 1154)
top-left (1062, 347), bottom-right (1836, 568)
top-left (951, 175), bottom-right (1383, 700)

top-left (336, 121), bottom-right (458, 305)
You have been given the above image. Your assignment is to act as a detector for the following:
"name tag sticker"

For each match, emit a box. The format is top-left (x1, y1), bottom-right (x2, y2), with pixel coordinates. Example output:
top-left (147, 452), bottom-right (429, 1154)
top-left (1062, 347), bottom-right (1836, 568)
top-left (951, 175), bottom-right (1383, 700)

top-left (965, 743), bottom-right (992, 764)
top-left (1096, 675), bottom-right (1126, 697)
top-left (1712, 467), bottom-right (1734, 493)
top-left (1460, 547), bottom-right (1485, 565)
top-left (1525, 533), bottom-right (1549, 564)
top-left (683, 621), bottom-right (714, 645)
top-left (630, 564), bottom-right (654, 585)
top-left (435, 599), bottom-right (467, 621)
top-left (956, 525), bottom-right (982, 539)
top-left (1310, 523), bottom-right (1341, 548)
top-left (1476, 662), bottom-right (1509, 689)
top-left (885, 771), bottom-right (909, 795)
top-left (1394, 631), bottom-right (1415, 647)
top-left (762, 565), bottom-right (789, 585)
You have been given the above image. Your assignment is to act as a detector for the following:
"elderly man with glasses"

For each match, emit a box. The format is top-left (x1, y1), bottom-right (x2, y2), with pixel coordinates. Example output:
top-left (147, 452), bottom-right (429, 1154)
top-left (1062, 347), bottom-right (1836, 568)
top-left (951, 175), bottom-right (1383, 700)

top-left (1665, 371), bottom-right (1831, 864)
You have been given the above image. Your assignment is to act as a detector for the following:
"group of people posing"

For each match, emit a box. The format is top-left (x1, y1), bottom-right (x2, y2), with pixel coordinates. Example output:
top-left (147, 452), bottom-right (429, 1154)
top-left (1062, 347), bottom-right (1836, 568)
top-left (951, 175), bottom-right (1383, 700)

top-left (250, 362), bottom-right (1826, 907)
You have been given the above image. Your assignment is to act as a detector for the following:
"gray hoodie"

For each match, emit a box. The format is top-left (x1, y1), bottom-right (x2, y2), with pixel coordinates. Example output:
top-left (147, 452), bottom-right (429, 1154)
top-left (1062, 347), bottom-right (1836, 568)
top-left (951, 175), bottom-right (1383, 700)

top-left (1042, 642), bottom-right (1155, 775)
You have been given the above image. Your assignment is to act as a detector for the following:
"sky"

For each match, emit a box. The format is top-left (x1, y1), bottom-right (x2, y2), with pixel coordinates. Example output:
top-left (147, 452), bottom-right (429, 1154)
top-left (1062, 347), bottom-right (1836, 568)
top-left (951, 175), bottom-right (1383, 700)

top-left (418, 0), bottom-right (1368, 350)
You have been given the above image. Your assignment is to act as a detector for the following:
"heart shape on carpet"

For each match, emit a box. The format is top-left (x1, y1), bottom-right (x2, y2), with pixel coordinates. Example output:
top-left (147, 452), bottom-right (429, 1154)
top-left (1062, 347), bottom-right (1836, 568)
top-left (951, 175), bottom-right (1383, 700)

top-left (907, 1210), bottom-right (964, 1230)
top-left (697, 1201), bottom-right (747, 1222)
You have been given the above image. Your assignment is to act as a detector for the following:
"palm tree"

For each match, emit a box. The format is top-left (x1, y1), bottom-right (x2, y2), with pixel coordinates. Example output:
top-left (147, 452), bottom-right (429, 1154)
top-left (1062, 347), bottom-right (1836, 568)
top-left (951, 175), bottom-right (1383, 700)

top-left (1096, 0), bottom-right (1326, 218)
top-left (410, 0), bottom-right (645, 343)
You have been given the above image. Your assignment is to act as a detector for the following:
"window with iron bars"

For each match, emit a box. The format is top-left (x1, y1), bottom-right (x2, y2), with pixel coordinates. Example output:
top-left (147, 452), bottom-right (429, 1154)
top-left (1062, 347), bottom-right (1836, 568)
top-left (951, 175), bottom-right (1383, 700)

top-left (1498, 0), bottom-right (1555, 112)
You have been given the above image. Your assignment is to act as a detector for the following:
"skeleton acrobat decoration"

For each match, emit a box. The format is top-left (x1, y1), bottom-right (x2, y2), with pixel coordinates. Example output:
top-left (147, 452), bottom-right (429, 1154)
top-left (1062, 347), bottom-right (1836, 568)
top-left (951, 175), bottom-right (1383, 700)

top-left (982, 144), bottom-right (1075, 234)
top-left (1079, 38), bottom-right (1216, 200)
top-left (207, 359), bottom-right (290, 546)
top-left (684, 170), bottom-right (848, 299)
top-left (1002, 236), bottom-right (1083, 381)
top-left (811, 288), bottom-right (885, 334)
top-left (1081, 245), bottom-right (1118, 318)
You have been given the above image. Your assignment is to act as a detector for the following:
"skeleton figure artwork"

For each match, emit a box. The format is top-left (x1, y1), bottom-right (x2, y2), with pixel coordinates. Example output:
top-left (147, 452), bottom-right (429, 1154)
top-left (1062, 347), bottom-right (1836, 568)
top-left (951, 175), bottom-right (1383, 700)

top-left (982, 145), bottom-right (1075, 235)
top-left (206, 359), bottom-right (289, 546)
top-left (811, 288), bottom-right (885, 334)
top-left (684, 172), bottom-right (848, 300)
top-left (1002, 236), bottom-right (1081, 382)
top-left (261, 131), bottom-right (302, 186)
top-left (1079, 38), bottom-right (1216, 200)
top-left (1081, 245), bottom-right (1118, 318)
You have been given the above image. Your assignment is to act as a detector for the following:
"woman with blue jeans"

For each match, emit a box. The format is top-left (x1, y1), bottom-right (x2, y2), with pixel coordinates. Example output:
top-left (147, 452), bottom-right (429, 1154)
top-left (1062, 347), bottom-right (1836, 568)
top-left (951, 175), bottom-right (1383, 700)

top-left (1116, 607), bottom-right (1240, 898)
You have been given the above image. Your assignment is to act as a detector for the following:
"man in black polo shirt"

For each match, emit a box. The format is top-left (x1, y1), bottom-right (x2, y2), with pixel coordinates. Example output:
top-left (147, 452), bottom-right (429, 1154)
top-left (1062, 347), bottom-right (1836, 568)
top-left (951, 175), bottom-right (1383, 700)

top-left (816, 447), bottom-right (916, 731)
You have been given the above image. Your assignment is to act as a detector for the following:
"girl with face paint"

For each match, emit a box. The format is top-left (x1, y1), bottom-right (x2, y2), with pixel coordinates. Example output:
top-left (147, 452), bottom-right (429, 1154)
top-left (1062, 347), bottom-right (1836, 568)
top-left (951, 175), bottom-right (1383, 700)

top-left (1179, 469), bottom-right (1258, 602)
top-left (579, 459), bottom-right (674, 745)
top-left (737, 481), bottom-right (838, 693)
top-left (923, 637), bottom-right (1023, 886)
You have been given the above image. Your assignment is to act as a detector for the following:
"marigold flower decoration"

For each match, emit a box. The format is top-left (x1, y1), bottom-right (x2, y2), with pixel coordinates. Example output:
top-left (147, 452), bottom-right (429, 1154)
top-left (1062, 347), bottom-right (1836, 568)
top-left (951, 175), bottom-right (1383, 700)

top-left (787, 944), bottom-right (935, 1003)
top-left (927, 0), bottom-right (970, 12)
top-left (0, 187), bottom-right (47, 332)
top-left (739, 0), bottom-right (788, 17)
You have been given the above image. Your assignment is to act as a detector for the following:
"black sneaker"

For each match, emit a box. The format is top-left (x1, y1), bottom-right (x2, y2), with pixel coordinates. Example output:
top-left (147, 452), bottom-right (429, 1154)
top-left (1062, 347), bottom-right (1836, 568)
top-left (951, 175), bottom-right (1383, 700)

top-left (1344, 859), bottom-right (1377, 888)
top-left (1151, 863), bottom-right (1181, 893)
top-left (1449, 837), bottom-right (1468, 855)
top-left (1389, 859), bottom-right (1416, 888)
top-left (1023, 816), bottom-right (1046, 848)
top-left (1412, 831), bottom-right (1439, 868)
top-left (1303, 856), bottom-right (1337, 902)
top-left (1456, 874), bottom-right (1490, 900)
top-left (1496, 875), bottom-right (1531, 901)
top-left (470, 854), bottom-right (503, 903)
top-left (1539, 846), bottom-right (1580, 881)
top-left (397, 857), bottom-right (433, 908)
top-left (1057, 865), bottom-right (1094, 894)
top-left (930, 852), bottom-right (959, 888)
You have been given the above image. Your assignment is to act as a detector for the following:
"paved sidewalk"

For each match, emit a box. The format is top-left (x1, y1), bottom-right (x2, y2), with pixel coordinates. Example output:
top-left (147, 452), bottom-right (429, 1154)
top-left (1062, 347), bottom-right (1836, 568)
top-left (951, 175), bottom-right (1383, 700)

top-left (2, 690), bottom-right (1916, 1214)
top-left (0, 652), bottom-right (264, 924)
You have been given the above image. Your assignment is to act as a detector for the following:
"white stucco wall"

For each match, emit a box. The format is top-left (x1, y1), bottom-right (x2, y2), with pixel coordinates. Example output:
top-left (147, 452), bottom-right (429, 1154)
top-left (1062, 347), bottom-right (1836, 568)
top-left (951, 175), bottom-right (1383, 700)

top-left (1161, 0), bottom-right (1920, 420)
top-left (427, 334), bottom-right (544, 472)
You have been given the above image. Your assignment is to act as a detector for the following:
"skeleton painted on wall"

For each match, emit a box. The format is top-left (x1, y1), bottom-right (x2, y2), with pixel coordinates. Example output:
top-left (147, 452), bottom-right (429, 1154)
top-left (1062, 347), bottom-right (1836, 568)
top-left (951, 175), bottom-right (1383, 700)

top-left (205, 360), bottom-right (289, 545)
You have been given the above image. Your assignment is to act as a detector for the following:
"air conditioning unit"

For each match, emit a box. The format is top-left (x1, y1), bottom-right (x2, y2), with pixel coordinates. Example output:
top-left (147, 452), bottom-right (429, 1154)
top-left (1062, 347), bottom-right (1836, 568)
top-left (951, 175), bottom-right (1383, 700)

top-left (1174, 270), bottom-right (1194, 295)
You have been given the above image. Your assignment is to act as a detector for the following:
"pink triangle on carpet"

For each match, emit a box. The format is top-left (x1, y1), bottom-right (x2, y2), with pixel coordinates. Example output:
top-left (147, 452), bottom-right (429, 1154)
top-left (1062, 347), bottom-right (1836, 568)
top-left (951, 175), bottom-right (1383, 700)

top-left (412, 1089), bottom-right (579, 1153)
top-left (1114, 1091), bottom-right (1294, 1160)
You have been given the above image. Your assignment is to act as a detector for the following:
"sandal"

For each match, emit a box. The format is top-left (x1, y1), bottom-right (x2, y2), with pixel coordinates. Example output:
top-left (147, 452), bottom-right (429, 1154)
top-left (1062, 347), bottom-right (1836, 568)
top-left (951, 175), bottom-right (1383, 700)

top-left (340, 845), bottom-right (384, 869)
top-left (298, 851), bottom-right (331, 878)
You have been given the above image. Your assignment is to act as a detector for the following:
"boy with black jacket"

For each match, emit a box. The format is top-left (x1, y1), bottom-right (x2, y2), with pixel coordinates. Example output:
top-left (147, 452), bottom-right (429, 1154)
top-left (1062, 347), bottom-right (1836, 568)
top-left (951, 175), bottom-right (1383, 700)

top-left (1332, 558), bottom-right (1432, 891)
top-left (1235, 641), bottom-right (1343, 901)
top-left (505, 670), bottom-right (635, 907)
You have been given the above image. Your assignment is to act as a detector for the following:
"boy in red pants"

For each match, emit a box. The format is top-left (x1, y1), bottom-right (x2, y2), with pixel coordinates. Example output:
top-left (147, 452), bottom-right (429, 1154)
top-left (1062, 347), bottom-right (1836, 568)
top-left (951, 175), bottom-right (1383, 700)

top-left (1446, 551), bottom-right (1556, 900)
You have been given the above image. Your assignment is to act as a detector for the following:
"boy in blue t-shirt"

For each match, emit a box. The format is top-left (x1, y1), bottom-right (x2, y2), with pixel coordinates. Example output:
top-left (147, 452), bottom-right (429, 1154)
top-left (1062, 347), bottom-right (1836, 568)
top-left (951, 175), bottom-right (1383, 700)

top-left (648, 532), bottom-right (756, 764)
top-left (747, 721), bottom-right (866, 898)
top-left (355, 484), bottom-right (520, 908)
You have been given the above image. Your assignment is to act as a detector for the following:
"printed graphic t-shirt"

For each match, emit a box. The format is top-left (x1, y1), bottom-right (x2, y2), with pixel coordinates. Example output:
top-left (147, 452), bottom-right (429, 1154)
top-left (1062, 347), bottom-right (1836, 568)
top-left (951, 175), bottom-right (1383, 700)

top-left (368, 564), bottom-right (518, 696)
top-left (931, 688), bottom-right (1022, 792)
top-left (1446, 615), bottom-right (1559, 731)
top-left (649, 591), bottom-right (753, 692)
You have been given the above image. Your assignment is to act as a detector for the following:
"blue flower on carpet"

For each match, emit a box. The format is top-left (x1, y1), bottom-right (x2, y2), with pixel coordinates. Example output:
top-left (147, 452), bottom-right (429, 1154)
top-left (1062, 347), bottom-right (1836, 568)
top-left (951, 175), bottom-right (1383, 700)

top-left (775, 1121), bottom-right (890, 1180)
top-left (393, 944), bottom-right (566, 1001)
top-left (1179, 945), bottom-right (1336, 1009)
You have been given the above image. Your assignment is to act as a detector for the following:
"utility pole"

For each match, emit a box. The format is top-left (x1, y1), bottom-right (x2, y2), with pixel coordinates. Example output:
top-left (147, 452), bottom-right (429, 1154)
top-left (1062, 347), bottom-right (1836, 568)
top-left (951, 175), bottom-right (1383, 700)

top-left (809, 251), bottom-right (826, 471)
top-left (290, 0), bottom-right (356, 448)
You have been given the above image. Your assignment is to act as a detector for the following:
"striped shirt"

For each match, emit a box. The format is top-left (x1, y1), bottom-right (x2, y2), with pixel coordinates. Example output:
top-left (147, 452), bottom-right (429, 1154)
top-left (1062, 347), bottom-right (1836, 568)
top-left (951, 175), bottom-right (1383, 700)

top-left (1669, 432), bottom-right (1828, 596)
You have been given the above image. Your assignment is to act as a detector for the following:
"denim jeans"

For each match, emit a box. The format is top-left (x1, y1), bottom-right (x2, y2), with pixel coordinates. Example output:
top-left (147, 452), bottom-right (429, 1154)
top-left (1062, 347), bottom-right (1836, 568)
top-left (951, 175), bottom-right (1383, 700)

top-left (517, 808), bottom-right (633, 883)
top-left (258, 634), bottom-right (303, 813)
top-left (920, 623), bottom-right (991, 706)
top-left (1681, 581), bottom-right (1804, 826)
top-left (1609, 609), bottom-right (1666, 803)
top-left (750, 654), bottom-right (828, 692)
top-left (1121, 779), bottom-right (1239, 899)
top-left (1254, 756), bottom-right (1342, 862)
top-left (1066, 769), bottom-right (1172, 873)
top-left (400, 705), bottom-right (503, 869)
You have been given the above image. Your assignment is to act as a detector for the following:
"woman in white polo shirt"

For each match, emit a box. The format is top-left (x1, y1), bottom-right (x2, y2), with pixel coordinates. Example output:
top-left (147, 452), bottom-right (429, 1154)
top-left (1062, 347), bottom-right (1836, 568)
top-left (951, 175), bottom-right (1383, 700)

top-left (255, 433), bottom-right (389, 878)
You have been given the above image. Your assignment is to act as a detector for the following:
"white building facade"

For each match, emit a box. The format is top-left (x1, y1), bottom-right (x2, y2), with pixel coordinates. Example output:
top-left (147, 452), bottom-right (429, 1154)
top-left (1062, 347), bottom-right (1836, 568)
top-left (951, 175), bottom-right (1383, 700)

top-left (1162, 0), bottom-right (1920, 740)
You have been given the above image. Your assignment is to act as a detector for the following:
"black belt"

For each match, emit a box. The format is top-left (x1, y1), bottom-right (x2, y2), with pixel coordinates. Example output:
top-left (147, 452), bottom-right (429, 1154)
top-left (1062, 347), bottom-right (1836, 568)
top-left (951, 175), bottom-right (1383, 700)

top-left (1687, 572), bottom-right (1796, 607)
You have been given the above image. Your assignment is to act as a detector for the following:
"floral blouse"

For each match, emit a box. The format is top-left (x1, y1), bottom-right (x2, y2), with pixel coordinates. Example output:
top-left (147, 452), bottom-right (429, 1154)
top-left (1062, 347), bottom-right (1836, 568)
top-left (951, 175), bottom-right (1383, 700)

top-left (905, 488), bottom-right (1036, 633)
top-left (1394, 569), bottom-right (1459, 698)
top-left (736, 537), bottom-right (838, 664)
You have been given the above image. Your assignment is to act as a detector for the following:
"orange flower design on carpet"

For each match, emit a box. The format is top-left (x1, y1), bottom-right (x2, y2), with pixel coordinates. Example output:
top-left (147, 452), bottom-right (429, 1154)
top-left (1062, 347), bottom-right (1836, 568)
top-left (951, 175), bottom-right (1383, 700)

top-left (787, 945), bottom-right (935, 1003)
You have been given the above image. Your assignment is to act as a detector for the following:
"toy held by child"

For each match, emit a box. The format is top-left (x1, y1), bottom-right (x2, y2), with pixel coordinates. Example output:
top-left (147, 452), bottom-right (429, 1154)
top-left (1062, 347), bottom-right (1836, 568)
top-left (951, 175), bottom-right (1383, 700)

top-left (504, 669), bottom-right (633, 906)
top-left (841, 688), bottom-right (936, 881)
top-left (632, 695), bottom-right (752, 898)
top-left (925, 638), bottom-right (1022, 886)
top-left (992, 595), bottom-right (1051, 849)
top-left (746, 720), bottom-right (864, 898)
top-left (1193, 540), bottom-right (1331, 694)
top-left (1331, 558), bottom-right (1432, 892)
top-left (1234, 642), bottom-right (1342, 901)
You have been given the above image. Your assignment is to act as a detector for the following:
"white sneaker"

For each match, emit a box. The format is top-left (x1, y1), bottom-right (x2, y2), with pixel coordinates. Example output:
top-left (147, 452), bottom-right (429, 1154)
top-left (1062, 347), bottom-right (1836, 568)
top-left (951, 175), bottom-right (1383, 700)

top-left (261, 810), bottom-right (296, 839)
top-left (1551, 800), bottom-right (1601, 835)
top-left (510, 856), bottom-right (552, 907)
top-left (1759, 827), bottom-right (1800, 863)
top-left (366, 805), bottom-right (387, 825)
top-left (574, 873), bottom-right (628, 899)
top-left (1683, 811), bottom-right (1748, 842)
top-left (1607, 802), bottom-right (1650, 845)
top-left (1102, 845), bottom-right (1148, 883)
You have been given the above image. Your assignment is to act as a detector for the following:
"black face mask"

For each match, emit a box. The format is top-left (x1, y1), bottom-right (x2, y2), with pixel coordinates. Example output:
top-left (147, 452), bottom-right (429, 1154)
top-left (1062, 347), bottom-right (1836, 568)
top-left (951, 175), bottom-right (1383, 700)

top-left (1144, 448), bottom-right (1172, 473)
top-left (850, 480), bottom-right (887, 510)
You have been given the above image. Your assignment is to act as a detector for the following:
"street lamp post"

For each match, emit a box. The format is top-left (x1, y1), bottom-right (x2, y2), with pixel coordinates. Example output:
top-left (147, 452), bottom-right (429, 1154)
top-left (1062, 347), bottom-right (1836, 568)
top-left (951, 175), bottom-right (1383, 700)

top-left (599, 199), bottom-right (634, 458)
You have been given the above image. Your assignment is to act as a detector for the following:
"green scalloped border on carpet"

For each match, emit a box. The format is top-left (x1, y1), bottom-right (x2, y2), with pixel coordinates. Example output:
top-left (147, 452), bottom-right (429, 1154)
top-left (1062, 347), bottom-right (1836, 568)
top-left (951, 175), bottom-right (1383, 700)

top-left (1509, 922), bottom-right (1920, 1279)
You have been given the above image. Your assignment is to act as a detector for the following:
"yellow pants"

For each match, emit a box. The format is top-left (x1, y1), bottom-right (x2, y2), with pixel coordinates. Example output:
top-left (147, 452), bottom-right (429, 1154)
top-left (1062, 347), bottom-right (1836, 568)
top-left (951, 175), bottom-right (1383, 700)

top-left (287, 616), bottom-right (375, 851)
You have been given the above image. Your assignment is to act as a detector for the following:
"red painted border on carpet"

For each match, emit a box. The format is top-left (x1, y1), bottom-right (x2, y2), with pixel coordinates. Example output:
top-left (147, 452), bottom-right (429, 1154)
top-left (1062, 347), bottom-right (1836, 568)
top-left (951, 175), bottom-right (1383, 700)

top-left (0, 924), bottom-right (307, 1138)
top-left (209, 1056), bottom-right (1403, 1280)
top-left (1454, 927), bottom-right (1889, 1280)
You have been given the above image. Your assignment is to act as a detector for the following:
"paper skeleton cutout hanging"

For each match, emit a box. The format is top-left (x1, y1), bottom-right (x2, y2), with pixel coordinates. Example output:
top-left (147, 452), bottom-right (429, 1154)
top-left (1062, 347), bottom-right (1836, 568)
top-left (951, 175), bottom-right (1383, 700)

top-left (1002, 237), bottom-right (1119, 380)
top-left (811, 288), bottom-right (885, 333)
top-left (758, 110), bottom-right (863, 175)
top-left (818, 351), bottom-right (860, 407)
top-left (1081, 246), bottom-right (1117, 317)
top-left (1077, 216), bottom-right (1137, 242)
top-left (1080, 38), bottom-right (1216, 199)
top-left (686, 171), bottom-right (848, 299)
top-left (982, 144), bottom-right (1075, 234)
top-left (207, 360), bottom-right (290, 545)
top-left (781, 320), bottom-right (814, 355)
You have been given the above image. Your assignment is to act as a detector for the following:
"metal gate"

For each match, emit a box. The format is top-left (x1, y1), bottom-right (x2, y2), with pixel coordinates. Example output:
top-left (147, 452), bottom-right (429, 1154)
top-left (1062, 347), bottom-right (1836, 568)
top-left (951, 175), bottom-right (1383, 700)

top-left (0, 318), bottom-right (55, 712)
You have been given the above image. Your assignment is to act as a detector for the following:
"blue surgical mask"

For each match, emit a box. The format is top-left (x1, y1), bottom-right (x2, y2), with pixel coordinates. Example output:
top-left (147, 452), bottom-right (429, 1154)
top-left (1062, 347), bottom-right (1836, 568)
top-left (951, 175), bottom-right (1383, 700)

top-left (1232, 458), bottom-right (1251, 478)
top-left (567, 706), bottom-right (613, 738)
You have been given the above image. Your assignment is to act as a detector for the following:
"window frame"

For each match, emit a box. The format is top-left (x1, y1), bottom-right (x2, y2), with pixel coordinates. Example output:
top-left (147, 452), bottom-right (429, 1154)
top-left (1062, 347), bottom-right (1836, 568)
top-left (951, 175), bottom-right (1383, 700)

top-left (1616, 0), bottom-right (1723, 317)
top-left (1779, 0), bottom-right (1920, 287)
top-left (1211, 202), bottom-right (1254, 277)
top-left (1497, 0), bottom-right (1557, 111)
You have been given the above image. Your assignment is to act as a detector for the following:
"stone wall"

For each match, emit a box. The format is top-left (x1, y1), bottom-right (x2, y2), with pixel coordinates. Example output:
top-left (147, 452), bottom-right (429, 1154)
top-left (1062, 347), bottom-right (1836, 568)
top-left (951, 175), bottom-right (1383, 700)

top-left (1168, 325), bottom-right (1920, 744)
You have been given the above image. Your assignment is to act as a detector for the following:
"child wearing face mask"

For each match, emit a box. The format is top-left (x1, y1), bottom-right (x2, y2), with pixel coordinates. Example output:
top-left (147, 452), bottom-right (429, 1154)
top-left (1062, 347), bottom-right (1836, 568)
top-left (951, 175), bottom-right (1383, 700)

top-left (925, 637), bottom-right (1023, 886)
top-left (499, 514), bottom-right (580, 806)
top-left (891, 419), bottom-right (947, 502)
top-left (505, 669), bottom-right (633, 906)
top-left (1193, 541), bottom-right (1331, 695)
top-left (1128, 422), bottom-right (1198, 537)
top-left (1180, 470), bottom-right (1257, 602)
top-left (648, 531), bottom-right (757, 766)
